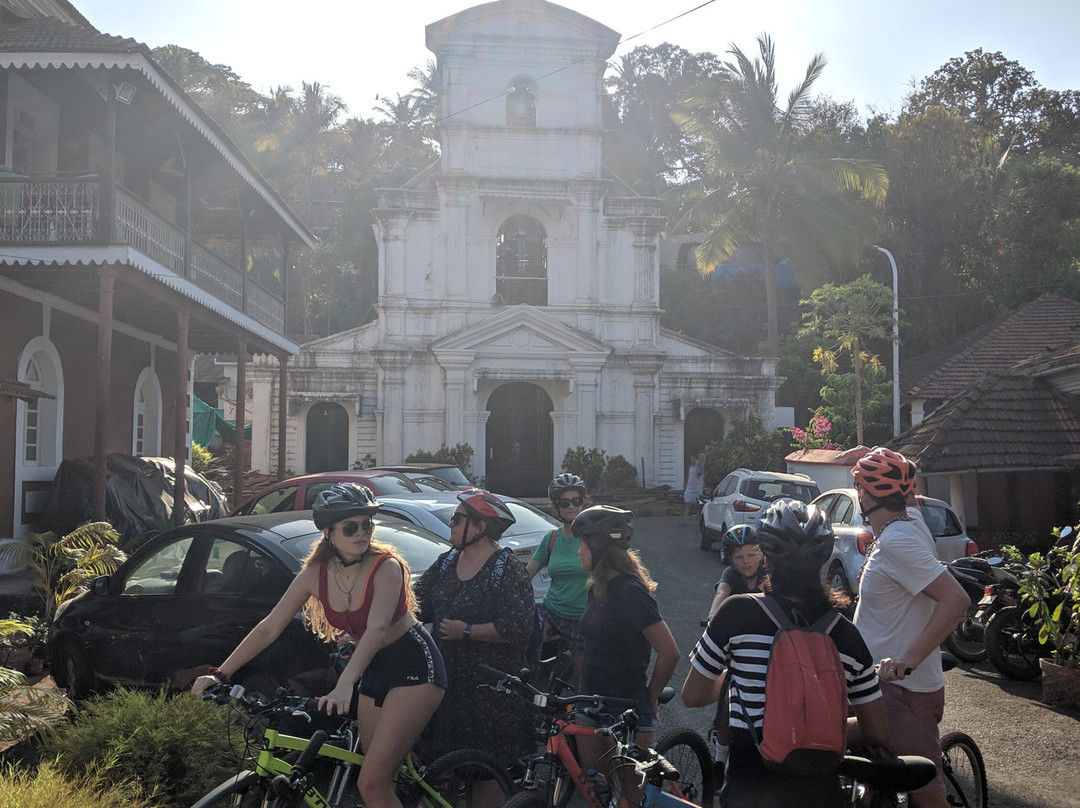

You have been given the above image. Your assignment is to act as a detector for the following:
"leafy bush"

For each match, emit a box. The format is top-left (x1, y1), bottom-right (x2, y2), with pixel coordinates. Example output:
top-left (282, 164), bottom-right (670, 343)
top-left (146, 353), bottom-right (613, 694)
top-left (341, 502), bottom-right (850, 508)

top-left (0, 617), bottom-right (71, 746)
top-left (190, 442), bottom-right (212, 474)
top-left (602, 455), bottom-right (639, 489)
top-left (702, 412), bottom-right (790, 484)
top-left (0, 762), bottom-right (152, 808)
top-left (562, 447), bottom-right (607, 491)
top-left (44, 687), bottom-right (239, 808)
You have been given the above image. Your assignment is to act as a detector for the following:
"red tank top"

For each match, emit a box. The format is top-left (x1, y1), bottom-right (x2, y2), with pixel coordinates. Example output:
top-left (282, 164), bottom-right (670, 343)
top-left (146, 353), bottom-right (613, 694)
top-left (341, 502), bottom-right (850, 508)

top-left (319, 554), bottom-right (409, 638)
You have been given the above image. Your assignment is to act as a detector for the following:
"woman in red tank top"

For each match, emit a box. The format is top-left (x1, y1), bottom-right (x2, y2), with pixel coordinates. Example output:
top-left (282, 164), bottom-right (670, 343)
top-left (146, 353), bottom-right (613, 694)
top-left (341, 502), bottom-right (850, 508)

top-left (192, 484), bottom-right (446, 808)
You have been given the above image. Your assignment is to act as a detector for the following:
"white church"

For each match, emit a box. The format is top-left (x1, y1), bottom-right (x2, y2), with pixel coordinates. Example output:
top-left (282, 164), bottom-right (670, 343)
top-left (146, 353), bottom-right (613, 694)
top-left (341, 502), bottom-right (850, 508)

top-left (247, 0), bottom-right (785, 496)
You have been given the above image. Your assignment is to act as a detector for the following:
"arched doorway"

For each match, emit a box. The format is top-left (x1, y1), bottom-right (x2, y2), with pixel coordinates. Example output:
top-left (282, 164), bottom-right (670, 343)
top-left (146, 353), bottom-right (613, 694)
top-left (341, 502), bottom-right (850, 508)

top-left (485, 382), bottom-right (553, 497)
top-left (685, 408), bottom-right (723, 484)
top-left (306, 402), bottom-right (349, 473)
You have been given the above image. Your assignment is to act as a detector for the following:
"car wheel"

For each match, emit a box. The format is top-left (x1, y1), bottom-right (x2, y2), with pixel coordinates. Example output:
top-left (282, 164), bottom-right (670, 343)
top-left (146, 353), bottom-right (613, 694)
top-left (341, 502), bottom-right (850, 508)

top-left (698, 514), bottom-right (712, 551)
top-left (54, 639), bottom-right (99, 700)
top-left (827, 563), bottom-right (853, 598)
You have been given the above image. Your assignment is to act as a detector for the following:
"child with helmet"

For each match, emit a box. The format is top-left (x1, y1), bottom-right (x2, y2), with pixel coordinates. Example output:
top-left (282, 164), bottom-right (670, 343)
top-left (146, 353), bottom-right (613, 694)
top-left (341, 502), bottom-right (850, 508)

top-left (573, 505), bottom-right (680, 800)
top-left (525, 472), bottom-right (593, 687)
top-left (851, 448), bottom-right (969, 808)
top-left (683, 499), bottom-right (888, 808)
top-left (192, 483), bottom-right (446, 808)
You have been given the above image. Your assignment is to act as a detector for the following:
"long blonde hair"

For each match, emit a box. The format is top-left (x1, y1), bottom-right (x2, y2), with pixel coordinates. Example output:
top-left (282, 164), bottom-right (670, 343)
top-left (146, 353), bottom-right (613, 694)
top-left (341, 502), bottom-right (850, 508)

top-left (584, 536), bottom-right (657, 605)
top-left (301, 531), bottom-right (417, 642)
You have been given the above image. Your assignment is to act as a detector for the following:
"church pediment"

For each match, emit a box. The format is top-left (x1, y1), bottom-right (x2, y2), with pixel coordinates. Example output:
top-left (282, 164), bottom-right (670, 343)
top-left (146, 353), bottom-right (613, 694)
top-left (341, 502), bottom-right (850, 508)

top-left (431, 305), bottom-right (610, 362)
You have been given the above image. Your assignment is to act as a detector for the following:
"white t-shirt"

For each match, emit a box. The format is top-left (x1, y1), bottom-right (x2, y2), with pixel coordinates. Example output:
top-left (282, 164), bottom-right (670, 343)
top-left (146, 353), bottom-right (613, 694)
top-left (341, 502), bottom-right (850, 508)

top-left (853, 515), bottom-right (947, 692)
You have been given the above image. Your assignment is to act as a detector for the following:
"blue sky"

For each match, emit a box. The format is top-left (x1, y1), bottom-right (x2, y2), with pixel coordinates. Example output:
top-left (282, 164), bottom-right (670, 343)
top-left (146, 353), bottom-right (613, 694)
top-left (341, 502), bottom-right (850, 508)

top-left (75, 0), bottom-right (1080, 121)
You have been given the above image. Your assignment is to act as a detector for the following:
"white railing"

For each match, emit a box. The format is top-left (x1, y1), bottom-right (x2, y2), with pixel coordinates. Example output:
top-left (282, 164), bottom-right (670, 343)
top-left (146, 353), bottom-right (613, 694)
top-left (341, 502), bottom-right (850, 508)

top-left (115, 187), bottom-right (185, 274)
top-left (246, 282), bottom-right (286, 332)
top-left (0, 179), bottom-right (97, 242)
top-left (191, 242), bottom-right (243, 309)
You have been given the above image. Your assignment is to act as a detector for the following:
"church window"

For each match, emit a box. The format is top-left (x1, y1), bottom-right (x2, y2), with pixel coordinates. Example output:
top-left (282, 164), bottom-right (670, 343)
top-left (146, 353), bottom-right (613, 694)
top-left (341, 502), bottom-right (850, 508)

top-left (506, 77), bottom-right (536, 127)
top-left (496, 216), bottom-right (547, 305)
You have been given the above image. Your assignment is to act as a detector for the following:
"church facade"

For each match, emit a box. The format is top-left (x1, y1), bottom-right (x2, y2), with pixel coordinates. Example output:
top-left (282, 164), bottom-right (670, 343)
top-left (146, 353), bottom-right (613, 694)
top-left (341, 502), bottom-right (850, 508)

top-left (249, 0), bottom-right (784, 496)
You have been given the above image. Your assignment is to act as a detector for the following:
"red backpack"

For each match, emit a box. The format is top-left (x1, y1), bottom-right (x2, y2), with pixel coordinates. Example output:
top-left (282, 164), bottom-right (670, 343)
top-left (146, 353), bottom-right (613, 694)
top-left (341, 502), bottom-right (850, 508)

top-left (733, 595), bottom-right (848, 776)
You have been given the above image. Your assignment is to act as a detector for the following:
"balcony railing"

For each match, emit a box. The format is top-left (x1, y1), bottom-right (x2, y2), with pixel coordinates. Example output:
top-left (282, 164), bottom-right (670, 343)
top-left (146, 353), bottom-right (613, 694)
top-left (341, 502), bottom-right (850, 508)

top-left (1, 177), bottom-right (285, 334)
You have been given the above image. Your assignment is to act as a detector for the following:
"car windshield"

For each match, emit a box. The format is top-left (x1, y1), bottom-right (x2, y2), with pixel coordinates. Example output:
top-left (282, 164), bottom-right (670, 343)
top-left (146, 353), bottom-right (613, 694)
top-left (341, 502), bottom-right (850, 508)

top-left (369, 474), bottom-right (423, 495)
top-left (426, 499), bottom-right (557, 536)
top-left (919, 503), bottom-right (963, 538)
top-left (411, 476), bottom-right (458, 492)
top-left (745, 480), bottom-right (819, 504)
top-left (432, 467), bottom-right (472, 487)
top-left (282, 517), bottom-right (448, 576)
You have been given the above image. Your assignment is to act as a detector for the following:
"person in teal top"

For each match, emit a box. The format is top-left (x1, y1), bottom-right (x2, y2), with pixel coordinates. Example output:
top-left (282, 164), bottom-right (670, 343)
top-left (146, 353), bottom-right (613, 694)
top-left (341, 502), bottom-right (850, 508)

top-left (526, 473), bottom-right (592, 687)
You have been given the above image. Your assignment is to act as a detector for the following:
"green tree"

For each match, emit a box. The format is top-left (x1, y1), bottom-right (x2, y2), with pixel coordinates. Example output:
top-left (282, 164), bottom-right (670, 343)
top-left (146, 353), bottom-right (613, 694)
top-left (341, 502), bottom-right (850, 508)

top-left (799, 275), bottom-right (894, 446)
top-left (672, 34), bottom-right (888, 356)
top-left (702, 412), bottom-right (789, 482)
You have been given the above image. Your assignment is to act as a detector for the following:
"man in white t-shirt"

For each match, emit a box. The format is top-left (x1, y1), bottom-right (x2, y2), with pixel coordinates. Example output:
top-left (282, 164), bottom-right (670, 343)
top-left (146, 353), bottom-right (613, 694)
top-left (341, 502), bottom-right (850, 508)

top-left (852, 448), bottom-right (968, 808)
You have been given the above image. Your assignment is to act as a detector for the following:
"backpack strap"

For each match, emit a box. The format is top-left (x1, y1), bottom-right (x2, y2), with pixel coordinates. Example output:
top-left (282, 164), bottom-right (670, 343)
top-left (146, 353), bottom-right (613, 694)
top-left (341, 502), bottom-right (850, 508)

top-left (547, 528), bottom-right (557, 558)
top-left (755, 594), bottom-right (841, 634)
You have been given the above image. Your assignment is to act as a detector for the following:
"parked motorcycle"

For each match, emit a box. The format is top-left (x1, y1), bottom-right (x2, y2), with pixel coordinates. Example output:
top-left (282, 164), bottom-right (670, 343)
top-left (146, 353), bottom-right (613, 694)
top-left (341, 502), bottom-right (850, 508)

top-left (945, 554), bottom-right (1020, 662)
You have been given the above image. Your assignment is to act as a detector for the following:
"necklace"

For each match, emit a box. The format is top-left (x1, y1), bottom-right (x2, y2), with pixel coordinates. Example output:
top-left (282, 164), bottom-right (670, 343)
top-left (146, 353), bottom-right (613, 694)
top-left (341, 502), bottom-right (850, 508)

top-left (331, 558), bottom-right (365, 608)
top-left (858, 515), bottom-right (912, 583)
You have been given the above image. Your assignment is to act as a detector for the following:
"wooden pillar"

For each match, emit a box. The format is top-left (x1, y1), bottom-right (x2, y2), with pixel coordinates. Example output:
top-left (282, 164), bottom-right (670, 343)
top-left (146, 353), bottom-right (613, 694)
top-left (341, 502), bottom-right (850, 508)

top-left (277, 354), bottom-right (288, 481)
top-left (172, 311), bottom-right (190, 526)
top-left (91, 265), bottom-right (117, 520)
top-left (233, 339), bottom-right (247, 505)
top-left (101, 75), bottom-right (117, 244)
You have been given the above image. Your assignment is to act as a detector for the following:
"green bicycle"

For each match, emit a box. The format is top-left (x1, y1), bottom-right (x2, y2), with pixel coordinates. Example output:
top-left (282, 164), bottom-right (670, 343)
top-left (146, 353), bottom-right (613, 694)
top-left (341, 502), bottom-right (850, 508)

top-left (191, 682), bottom-right (514, 808)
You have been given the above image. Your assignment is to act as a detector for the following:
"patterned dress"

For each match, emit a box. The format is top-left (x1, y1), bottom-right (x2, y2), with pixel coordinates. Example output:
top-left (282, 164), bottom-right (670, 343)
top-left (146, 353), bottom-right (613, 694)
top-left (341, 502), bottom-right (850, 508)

top-left (415, 546), bottom-right (537, 764)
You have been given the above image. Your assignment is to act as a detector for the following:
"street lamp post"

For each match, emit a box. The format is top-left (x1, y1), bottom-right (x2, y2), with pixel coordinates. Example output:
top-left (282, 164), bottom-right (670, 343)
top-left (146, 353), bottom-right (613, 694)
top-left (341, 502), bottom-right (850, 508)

top-left (873, 245), bottom-right (901, 438)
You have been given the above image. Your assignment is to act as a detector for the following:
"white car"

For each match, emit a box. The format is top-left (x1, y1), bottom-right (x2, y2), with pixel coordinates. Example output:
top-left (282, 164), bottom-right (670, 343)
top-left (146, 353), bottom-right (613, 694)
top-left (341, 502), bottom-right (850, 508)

top-left (376, 492), bottom-right (559, 601)
top-left (812, 488), bottom-right (979, 596)
top-left (699, 468), bottom-right (820, 551)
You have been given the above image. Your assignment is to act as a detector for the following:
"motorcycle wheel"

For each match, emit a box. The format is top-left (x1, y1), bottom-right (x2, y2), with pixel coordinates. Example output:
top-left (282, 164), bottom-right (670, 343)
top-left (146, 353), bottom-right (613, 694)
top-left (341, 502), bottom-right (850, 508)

top-left (984, 605), bottom-right (1044, 681)
top-left (944, 604), bottom-right (987, 663)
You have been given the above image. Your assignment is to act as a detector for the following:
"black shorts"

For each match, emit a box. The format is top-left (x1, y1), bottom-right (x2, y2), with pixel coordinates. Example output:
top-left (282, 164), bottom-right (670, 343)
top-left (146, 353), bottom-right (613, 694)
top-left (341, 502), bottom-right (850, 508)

top-left (358, 623), bottom-right (447, 707)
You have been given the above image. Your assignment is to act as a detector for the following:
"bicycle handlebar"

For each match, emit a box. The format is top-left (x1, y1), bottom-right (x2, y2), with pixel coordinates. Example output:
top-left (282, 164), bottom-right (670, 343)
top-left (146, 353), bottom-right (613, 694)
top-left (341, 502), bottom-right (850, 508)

top-left (271, 729), bottom-right (329, 799)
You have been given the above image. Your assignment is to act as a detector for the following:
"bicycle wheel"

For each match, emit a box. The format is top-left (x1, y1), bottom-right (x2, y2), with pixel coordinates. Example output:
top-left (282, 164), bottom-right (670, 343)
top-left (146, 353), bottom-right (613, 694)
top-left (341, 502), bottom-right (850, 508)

top-left (189, 771), bottom-right (280, 808)
top-left (503, 789), bottom-right (552, 808)
top-left (422, 747), bottom-right (516, 808)
top-left (654, 728), bottom-right (715, 807)
top-left (940, 731), bottom-right (987, 808)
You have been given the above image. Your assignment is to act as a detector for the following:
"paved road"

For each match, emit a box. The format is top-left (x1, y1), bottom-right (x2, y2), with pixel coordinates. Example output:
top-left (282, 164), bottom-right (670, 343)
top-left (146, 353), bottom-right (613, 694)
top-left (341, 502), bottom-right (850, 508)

top-left (630, 516), bottom-right (1080, 808)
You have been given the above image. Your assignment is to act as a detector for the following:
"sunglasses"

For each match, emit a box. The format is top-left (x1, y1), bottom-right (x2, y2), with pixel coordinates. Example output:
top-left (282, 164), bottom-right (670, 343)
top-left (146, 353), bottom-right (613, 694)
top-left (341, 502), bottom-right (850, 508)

top-left (557, 497), bottom-right (584, 509)
top-left (339, 519), bottom-right (374, 537)
top-left (449, 512), bottom-right (469, 526)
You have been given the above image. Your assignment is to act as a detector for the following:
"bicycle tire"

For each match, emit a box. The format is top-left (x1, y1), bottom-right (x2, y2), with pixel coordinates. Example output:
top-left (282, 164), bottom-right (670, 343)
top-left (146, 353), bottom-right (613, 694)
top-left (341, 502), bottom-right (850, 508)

top-left (984, 606), bottom-right (1043, 680)
top-left (189, 770), bottom-right (280, 808)
top-left (940, 731), bottom-right (987, 808)
top-left (503, 789), bottom-right (552, 808)
top-left (422, 747), bottom-right (516, 808)
top-left (654, 728), bottom-right (715, 807)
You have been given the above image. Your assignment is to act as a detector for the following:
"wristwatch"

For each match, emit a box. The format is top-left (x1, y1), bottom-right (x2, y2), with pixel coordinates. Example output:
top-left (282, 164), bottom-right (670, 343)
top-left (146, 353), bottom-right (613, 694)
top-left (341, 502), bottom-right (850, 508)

top-left (463, 623), bottom-right (472, 640)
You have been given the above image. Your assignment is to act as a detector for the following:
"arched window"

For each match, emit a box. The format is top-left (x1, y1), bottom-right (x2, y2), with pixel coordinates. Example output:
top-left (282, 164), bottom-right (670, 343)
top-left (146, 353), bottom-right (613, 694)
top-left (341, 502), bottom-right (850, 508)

top-left (132, 368), bottom-right (163, 456)
top-left (18, 347), bottom-right (60, 467)
top-left (496, 215), bottom-right (547, 305)
top-left (505, 77), bottom-right (536, 127)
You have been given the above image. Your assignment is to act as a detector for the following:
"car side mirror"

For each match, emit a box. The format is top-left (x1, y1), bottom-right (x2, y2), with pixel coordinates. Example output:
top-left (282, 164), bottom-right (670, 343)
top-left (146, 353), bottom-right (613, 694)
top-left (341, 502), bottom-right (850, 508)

top-left (92, 575), bottom-right (111, 596)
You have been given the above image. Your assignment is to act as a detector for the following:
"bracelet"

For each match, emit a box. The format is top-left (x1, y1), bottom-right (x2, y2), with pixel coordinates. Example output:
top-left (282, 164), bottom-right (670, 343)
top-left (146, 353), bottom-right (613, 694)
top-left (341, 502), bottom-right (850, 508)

top-left (463, 623), bottom-right (472, 640)
top-left (208, 666), bottom-right (230, 683)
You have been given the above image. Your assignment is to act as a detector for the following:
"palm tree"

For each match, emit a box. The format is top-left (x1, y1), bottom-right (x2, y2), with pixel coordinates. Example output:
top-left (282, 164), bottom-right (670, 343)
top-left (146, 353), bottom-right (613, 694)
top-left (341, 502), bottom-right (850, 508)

top-left (673, 34), bottom-right (888, 356)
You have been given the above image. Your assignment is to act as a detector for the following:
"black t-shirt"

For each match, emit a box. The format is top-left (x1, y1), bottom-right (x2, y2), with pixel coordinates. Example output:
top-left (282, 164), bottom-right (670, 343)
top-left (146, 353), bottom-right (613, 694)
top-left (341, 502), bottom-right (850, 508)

top-left (579, 574), bottom-right (662, 699)
top-left (716, 564), bottom-right (756, 595)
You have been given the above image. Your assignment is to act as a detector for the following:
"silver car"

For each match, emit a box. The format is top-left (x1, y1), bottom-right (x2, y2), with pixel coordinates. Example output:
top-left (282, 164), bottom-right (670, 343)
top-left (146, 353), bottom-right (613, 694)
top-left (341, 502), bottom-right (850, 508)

top-left (812, 487), bottom-right (978, 595)
top-left (376, 492), bottom-right (559, 601)
top-left (700, 468), bottom-right (820, 551)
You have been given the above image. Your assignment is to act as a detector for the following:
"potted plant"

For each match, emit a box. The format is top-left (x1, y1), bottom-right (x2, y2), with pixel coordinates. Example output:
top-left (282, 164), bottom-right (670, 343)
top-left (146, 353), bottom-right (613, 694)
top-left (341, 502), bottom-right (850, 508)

top-left (1015, 538), bottom-right (1080, 707)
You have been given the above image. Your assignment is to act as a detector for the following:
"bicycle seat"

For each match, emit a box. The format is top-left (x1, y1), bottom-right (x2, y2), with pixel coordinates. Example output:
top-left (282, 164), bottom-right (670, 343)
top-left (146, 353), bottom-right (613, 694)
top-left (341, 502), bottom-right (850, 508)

top-left (838, 755), bottom-right (937, 793)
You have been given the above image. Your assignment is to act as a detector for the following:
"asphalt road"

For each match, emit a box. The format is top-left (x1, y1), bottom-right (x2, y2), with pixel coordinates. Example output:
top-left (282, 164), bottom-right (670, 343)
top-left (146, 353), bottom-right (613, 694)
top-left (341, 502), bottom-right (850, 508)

top-left (631, 516), bottom-right (1080, 808)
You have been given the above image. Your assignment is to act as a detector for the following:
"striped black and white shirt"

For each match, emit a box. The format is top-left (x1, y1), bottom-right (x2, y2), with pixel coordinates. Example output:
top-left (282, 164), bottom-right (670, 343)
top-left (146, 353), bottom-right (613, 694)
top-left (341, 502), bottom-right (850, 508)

top-left (689, 594), bottom-right (881, 732)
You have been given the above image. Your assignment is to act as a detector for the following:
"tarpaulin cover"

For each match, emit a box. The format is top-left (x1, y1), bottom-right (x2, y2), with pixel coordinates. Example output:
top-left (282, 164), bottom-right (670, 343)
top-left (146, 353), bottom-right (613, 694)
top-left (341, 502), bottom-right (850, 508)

top-left (40, 454), bottom-right (228, 547)
top-left (192, 395), bottom-right (251, 447)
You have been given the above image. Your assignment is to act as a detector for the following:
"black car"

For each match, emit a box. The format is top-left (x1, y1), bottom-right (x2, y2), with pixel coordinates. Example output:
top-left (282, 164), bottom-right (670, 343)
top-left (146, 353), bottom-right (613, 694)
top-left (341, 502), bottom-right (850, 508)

top-left (49, 511), bottom-right (450, 699)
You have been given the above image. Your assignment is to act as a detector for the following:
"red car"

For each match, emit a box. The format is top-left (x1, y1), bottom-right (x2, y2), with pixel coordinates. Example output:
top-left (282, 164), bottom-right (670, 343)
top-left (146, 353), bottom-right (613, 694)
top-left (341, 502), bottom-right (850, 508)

top-left (229, 471), bottom-right (422, 517)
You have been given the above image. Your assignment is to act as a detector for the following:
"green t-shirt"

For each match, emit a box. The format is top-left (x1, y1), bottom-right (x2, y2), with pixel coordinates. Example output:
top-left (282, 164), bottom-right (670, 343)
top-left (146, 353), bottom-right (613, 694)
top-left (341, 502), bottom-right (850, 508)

top-left (531, 525), bottom-right (591, 620)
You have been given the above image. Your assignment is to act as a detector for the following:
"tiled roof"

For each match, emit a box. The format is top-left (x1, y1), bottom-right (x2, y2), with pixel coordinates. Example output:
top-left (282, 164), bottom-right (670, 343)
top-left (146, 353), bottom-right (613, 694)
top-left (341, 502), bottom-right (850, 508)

top-left (893, 372), bottom-right (1080, 474)
top-left (903, 294), bottom-right (1080, 403)
top-left (784, 446), bottom-right (870, 466)
top-left (0, 8), bottom-right (143, 54)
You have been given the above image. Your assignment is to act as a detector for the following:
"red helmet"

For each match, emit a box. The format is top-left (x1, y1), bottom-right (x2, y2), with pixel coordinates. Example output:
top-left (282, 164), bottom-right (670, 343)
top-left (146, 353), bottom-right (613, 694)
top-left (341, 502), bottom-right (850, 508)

top-left (456, 488), bottom-right (516, 533)
top-left (852, 447), bottom-right (914, 498)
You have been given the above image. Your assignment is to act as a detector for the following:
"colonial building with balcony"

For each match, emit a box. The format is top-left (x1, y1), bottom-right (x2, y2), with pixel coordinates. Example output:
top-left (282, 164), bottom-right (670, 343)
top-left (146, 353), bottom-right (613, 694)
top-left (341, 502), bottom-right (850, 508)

top-left (0, 0), bottom-right (313, 536)
top-left (248, 0), bottom-right (785, 496)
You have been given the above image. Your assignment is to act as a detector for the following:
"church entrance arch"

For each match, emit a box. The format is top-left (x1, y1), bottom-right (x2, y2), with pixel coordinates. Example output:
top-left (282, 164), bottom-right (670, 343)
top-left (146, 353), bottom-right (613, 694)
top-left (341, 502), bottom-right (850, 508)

top-left (685, 408), bottom-right (724, 476)
top-left (306, 402), bottom-right (349, 473)
top-left (485, 382), bottom-right (553, 497)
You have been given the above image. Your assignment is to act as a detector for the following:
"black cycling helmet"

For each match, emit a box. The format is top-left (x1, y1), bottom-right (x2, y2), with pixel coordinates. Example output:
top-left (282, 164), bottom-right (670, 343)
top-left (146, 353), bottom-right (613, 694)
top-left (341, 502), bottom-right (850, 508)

top-left (456, 488), bottom-right (516, 534)
top-left (721, 524), bottom-right (759, 565)
top-left (312, 483), bottom-right (380, 530)
top-left (572, 505), bottom-right (633, 544)
top-left (755, 500), bottom-right (833, 570)
top-left (548, 472), bottom-right (587, 501)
